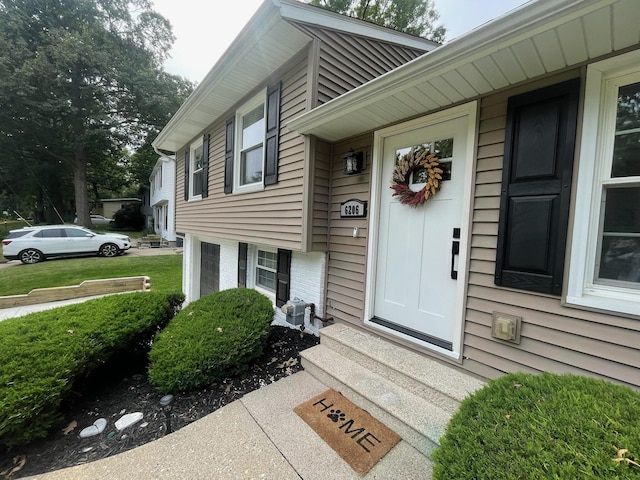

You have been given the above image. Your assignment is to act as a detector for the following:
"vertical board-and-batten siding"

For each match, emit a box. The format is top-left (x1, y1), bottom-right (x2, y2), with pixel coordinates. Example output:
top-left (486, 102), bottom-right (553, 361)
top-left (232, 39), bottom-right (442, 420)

top-left (294, 24), bottom-right (426, 105)
top-left (175, 58), bottom-right (309, 251)
top-left (465, 70), bottom-right (640, 390)
top-left (326, 134), bottom-right (373, 324)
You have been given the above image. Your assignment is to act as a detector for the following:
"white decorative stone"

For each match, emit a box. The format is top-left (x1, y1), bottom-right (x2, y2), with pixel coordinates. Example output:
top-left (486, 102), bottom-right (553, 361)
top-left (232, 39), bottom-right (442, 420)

top-left (115, 412), bottom-right (143, 431)
top-left (79, 418), bottom-right (107, 438)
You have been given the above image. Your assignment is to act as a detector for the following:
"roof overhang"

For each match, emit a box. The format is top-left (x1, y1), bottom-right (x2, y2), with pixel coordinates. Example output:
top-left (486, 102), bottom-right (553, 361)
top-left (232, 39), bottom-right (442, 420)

top-left (153, 1), bottom-right (309, 153)
top-left (288, 0), bottom-right (640, 142)
top-left (153, 0), bottom-right (438, 153)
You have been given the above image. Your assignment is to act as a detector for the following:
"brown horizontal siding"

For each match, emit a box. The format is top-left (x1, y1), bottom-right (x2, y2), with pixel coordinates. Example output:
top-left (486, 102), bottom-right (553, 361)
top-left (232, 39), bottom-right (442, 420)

top-left (294, 24), bottom-right (426, 105)
top-left (175, 58), bottom-right (308, 251)
top-left (325, 134), bottom-right (373, 328)
top-left (465, 69), bottom-right (640, 389)
top-left (310, 138), bottom-right (331, 251)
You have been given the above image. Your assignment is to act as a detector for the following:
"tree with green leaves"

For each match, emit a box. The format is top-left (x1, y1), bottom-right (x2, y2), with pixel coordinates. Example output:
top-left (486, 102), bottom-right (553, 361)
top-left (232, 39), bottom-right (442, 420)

top-left (0, 0), bottom-right (193, 227)
top-left (311, 0), bottom-right (446, 42)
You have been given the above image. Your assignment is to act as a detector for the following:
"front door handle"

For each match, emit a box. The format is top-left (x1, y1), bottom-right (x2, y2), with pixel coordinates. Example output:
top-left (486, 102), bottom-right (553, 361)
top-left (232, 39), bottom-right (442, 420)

top-left (451, 240), bottom-right (459, 279)
top-left (451, 227), bottom-right (460, 280)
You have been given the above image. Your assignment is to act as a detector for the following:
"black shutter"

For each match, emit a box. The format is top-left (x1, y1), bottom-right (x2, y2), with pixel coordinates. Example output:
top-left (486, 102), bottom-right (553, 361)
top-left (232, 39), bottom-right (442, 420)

top-left (264, 81), bottom-right (281, 186)
top-left (200, 242), bottom-right (220, 297)
top-left (495, 79), bottom-right (579, 295)
top-left (275, 248), bottom-right (291, 307)
top-left (238, 242), bottom-right (248, 287)
top-left (224, 116), bottom-right (234, 194)
top-left (202, 133), bottom-right (210, 198)
top-left (183, 148), bottom-right (190, 201)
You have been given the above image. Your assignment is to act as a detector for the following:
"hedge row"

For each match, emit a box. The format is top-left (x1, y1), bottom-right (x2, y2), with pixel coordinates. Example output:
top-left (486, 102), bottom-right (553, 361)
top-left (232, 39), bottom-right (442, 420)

top-left (148, 288), bottom-right (274, 393)
top-left (0, 291), bottom-right (184, 446)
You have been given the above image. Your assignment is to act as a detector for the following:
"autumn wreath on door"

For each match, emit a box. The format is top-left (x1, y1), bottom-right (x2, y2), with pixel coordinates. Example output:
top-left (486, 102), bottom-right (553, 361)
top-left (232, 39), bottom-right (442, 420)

top-left (390, 147), bottom-right (443, 207)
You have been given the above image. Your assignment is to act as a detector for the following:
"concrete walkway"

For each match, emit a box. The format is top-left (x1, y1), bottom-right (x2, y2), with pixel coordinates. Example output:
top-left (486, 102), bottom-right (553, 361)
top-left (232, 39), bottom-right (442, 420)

top-left (0, 295), bottom-right (110, 321)
top-left (24, 371), bottom-right (434, 479)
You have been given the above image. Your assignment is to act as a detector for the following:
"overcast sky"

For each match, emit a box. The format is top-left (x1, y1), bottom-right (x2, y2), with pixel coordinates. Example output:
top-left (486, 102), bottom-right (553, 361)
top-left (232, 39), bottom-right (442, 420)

top-left (152, 0), bottom-right (530, 84)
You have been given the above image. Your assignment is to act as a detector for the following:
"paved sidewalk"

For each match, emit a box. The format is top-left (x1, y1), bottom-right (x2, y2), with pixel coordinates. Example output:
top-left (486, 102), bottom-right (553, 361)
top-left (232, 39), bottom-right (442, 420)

top-left (0, 295), bottom-right (110, 321)
top-left (24, 371), bottom-right (434, 480)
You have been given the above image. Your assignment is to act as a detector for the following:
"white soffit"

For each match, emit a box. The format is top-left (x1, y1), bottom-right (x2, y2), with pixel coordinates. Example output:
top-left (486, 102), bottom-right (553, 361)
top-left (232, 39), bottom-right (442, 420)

top-left (288, 0), bottom-right (640, 142)
top-left (153, 2), bottom-right (311, 153)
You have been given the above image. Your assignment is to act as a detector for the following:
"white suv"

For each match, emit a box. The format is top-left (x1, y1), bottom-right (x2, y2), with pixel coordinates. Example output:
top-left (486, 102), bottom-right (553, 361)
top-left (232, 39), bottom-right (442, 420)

top-left (2, 225), bottom-right (131, 264)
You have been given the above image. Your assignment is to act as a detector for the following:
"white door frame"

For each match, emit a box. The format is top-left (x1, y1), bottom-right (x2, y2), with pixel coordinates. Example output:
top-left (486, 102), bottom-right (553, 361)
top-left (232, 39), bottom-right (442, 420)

top-left (364, 102), bottom-right (478, 360)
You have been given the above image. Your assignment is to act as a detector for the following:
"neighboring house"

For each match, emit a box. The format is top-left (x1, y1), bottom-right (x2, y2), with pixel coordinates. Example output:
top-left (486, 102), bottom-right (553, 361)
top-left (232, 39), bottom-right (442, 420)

top-left (139, 185), bottom-right (152, 230)
top-left (288, 0), bottom-right (640, 391)
top-left (100, 198), bottom-right (142, 220)
top-left (149, 155), bottom-right (177, 244)
top-left (152, 0), bottom-right (437, 324)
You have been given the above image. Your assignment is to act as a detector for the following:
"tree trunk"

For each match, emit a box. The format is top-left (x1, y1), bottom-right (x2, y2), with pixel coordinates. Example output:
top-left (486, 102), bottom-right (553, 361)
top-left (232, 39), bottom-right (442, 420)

top-left (74, 147), bottom-right (91, 227)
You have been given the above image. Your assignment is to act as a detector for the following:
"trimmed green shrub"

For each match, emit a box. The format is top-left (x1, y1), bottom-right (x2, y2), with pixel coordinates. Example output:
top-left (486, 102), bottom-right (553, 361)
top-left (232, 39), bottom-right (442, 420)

top-left (0, 291), bottom-right (184, 447)
top-left (148, 288), bottom-right (274, 393)
top-left (432, 372), bottom-right (640, 479)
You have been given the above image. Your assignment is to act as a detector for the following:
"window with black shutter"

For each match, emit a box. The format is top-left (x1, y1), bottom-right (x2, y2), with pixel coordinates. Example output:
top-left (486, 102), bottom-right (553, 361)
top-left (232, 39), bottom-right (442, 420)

top-left (238, 242), bottom-right (247, 287)
top-left (264, 81), bottom-right (281, 186)
top-left (495, 79), bottom-right (579, 295)
top-left (183, 148), bottom-right (189, 201)
top-left (200, 242), bottom-right (220, 297)
top-left (224, 81), bottom-right (281, 193)
top-left (202, 133), bottom-right (210, 198)
top-left (224, 116), bottom-right (234, 194)
top-left (276, 249), bottom-right (291, 308)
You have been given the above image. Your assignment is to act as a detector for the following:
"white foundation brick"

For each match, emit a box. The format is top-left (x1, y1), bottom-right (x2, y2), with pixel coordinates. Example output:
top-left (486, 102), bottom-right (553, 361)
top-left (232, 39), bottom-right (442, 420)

top-left (184, 236), bottom-right (326, 336)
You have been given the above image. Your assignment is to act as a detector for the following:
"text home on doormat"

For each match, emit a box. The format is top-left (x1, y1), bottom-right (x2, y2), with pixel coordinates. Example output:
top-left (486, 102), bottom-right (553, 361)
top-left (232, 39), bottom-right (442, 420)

top-left (294, 389), bottom-right (401, 476)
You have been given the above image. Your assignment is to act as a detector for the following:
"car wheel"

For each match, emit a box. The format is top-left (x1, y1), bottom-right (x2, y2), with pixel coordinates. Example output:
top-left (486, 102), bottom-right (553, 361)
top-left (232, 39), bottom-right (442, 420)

top-left (19, 249), bottom-right (44, 264)
top-left (99, 243), bottom-right (120, 257)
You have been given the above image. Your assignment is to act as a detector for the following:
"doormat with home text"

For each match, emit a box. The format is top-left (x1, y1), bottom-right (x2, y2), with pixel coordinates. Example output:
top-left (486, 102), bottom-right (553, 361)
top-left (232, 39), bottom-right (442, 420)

top-left (294, 389), bottom-right (401, 476)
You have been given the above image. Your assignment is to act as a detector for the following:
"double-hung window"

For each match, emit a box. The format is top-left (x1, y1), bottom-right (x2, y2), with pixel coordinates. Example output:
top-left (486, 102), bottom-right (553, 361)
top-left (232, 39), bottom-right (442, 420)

top-left (255, 249), bottom-right (277, 294)
top-left (236, 95), bottom-right (266, 192)
top-left (237, 244), bottom-right (291, 307)
top-left (190, 139), bottom-right (204, 198)
top-left (567, 50), bottom-right (640, 316)
top-left (184, 133), bottom-right (209, 201)
top-left (224, 82), bottom-right (281, 194)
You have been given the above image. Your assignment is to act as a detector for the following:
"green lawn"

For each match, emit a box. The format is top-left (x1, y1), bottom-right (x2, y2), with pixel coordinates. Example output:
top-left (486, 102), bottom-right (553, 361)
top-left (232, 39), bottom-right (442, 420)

top-left (0, 254), bottom-right (183, 296)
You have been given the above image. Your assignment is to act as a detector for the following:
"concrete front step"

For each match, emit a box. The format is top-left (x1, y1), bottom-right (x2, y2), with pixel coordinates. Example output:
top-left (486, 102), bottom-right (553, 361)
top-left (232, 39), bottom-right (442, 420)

top-left (300, 324), bottom-right (485, 458)
top-left (319, 324), bottom-right (484, 414)
top-left (302, 344), bottom-right (450, 457)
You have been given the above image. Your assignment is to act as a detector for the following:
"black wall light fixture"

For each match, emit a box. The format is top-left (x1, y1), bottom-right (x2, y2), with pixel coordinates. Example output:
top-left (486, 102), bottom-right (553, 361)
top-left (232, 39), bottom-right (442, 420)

top-left (342, 149), bottom-right (364, 175)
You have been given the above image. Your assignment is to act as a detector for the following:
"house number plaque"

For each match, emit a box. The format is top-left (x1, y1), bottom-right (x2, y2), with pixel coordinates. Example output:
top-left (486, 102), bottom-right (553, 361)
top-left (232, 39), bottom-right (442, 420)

top-left (340, 199), bottom-right (367, 218)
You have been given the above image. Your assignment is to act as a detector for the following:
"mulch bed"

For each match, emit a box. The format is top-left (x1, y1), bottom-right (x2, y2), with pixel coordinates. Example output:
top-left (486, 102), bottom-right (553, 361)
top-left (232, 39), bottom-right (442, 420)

top-left (0, 326), bottom-right (319, 479)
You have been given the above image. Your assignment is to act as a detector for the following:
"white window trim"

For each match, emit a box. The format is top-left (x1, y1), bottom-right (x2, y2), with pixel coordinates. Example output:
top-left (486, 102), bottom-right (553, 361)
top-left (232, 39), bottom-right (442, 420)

top-left (233, 92), bottom-right (266, 195)
top-left (188, 138), bottom-right (204, 200)
top-left (566, 50), bottom-right (640, 317)
top-left (249, 245), bottom-right (277, 303)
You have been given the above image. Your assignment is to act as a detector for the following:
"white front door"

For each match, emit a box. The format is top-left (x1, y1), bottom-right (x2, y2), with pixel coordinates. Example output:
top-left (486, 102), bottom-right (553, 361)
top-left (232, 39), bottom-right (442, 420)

top-left (367, 105), bottom-right (476, 356)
